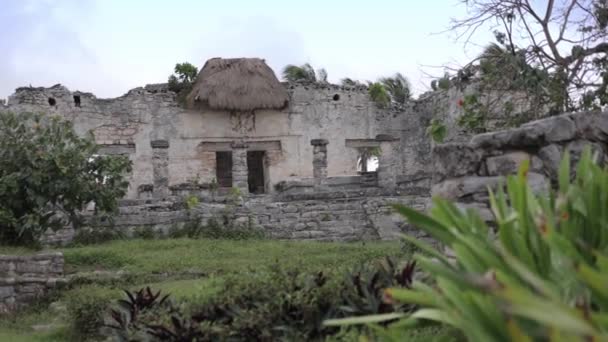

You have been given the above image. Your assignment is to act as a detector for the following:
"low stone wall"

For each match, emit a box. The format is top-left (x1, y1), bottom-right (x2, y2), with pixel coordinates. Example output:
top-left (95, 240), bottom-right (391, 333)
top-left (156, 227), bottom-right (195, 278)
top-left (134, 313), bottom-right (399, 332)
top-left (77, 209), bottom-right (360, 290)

top-left (82, 190), bottom-right (430, 242)
top-left (0, 253), bottom-right (65, 313)
top-left (432, 110), bottom-right (608, 219)
top-left (193, 194), bottom-right (430, 241)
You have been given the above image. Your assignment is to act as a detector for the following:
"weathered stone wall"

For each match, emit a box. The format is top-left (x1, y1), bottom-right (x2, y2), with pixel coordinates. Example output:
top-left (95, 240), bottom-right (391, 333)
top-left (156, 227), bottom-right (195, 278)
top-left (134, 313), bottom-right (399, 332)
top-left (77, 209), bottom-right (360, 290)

top-left (86, 190), bottom-right (430, 242)
top-left (431, 110), bottom-right (608, 219)
top-left (0, 253), bottom-right (65, 313)
top-left (416, 83), bottom-right (547, 144)
top-left (1, 83), bottom-right (428, 198)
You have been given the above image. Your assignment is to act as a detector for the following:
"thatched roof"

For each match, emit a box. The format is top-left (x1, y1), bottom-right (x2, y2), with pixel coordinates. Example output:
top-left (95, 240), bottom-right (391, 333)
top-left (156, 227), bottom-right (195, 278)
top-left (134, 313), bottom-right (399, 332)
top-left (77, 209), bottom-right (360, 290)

top-left (186, 58), bottom-right (289, 112)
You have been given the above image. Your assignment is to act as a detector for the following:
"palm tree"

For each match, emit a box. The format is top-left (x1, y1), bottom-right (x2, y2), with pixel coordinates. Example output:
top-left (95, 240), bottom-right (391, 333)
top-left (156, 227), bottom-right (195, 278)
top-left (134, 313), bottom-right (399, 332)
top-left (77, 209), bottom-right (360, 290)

top-left (282, 63), bottom-right (318, 83)
top-left (379, 73), bottom-right (411, 104)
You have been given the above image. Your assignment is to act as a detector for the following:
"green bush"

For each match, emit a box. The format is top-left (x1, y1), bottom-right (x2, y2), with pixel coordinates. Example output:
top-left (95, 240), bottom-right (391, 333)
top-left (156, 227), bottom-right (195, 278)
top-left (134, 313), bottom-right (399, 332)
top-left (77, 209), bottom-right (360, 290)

top-left (0, 111), bottom-right (131, 246)
top-left (66, 286), bottom-right (119, 340)
top-left (329, 148), bottom-right (608, 341)
top-left (426, 119), bottom-right (447, 143)
top-left (456, 94), bottom-right (488, 133)
top-left (103, 257), bottom-right (418, 341)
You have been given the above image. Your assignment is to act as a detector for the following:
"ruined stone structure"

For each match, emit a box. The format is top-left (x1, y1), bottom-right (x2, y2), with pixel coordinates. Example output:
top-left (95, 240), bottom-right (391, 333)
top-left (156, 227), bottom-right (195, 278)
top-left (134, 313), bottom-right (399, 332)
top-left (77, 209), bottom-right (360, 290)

top-left (2, 57), bottom-right (604, 243)
top-left (0, 253), bottom-right (65, 313)
top-left (432, 110), bottom-right (608, 219)
top-left (0, 59), bottom-right (431, 200)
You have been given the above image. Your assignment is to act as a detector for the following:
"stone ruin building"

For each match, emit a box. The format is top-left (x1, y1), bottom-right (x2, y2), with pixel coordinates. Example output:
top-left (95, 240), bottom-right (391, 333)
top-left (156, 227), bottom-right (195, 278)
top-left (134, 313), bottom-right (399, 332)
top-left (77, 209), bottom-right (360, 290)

top-left (1, 57), bottom-right (607, 244)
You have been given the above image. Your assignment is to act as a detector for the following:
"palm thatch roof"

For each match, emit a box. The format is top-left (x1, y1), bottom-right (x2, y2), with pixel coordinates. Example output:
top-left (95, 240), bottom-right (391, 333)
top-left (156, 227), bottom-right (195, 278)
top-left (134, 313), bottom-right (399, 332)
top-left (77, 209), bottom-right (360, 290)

top-left (185, 58), bottom-right (289, 112)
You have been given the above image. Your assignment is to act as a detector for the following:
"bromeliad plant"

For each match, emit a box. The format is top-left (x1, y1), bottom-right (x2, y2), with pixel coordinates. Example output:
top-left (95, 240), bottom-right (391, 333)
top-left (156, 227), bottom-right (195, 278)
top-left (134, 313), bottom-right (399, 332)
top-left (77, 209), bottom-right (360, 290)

top-left (327, 147), bottom-right (608, 341)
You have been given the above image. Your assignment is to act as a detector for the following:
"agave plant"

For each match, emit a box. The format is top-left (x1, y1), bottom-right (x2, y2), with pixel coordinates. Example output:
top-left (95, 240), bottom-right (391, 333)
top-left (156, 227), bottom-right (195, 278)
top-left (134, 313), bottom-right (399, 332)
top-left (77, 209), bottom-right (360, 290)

top-left (326, 147), bottom-right (608, 341)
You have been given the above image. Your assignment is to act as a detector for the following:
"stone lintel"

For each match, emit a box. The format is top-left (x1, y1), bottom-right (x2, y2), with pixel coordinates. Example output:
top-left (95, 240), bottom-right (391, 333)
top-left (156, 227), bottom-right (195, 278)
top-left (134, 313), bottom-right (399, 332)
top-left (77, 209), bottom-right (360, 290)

top-left (150, 140), bottom-right (170, 149)
top-left (375, 134), bottom-right (397, 142)
top-left (310, 139), bottom-right (329, 146)
top-left (231, 141), bottom-right (249, 149)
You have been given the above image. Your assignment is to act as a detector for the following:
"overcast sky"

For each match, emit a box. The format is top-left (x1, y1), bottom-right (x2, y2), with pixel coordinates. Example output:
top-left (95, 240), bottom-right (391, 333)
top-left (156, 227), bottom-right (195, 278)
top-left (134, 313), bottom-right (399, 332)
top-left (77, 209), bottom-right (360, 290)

top-left (0, 0), bottom-right (496, 99)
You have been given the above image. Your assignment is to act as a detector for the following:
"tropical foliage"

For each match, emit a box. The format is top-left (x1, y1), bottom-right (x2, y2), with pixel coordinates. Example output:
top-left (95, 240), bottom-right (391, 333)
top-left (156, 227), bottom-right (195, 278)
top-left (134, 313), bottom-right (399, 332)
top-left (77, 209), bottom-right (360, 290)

top-left (329, 148), bottom-right (608, 341)
top-left (380, 73), bottom-right (411, 104)
top-left (446, 0), bottom-right (608, 113)
top-left (426, 119), bottom-right (447, 143)
top-left (368, 82), bottom-right (391, 108)
top-left (0, 112), bottom-right (131, 246)
top-left (282, 63), bottom-right (328, 83)
top-left (168, 62), bottom-right (199, 104)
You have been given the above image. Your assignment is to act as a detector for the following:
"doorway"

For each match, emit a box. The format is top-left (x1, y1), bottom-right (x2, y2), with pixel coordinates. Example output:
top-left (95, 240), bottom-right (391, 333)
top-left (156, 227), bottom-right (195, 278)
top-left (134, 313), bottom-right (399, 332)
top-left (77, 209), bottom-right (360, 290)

top-left (215, 151), bottom-right (233, 187)
top-left (247, 151), bottom-right (266, 194)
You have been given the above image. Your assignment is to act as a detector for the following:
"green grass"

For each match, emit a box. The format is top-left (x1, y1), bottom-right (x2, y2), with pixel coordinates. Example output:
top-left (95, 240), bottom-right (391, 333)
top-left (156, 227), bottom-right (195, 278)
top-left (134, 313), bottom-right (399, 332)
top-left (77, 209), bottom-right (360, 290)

top-left (61, 238), bottom-right (410, 275)
top-left (0, 238), bottom-right (414, 341)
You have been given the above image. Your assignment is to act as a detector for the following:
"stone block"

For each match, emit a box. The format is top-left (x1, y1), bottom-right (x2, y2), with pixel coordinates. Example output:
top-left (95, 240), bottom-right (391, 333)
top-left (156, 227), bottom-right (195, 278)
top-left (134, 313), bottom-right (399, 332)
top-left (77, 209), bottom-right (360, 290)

top-left (432, 143), bottom-right (482, 181)
top-left (544, 116), bottom-right (576, 142)
top-left (455, 202), bottom-right (494, 222)
top-left (538, 144), bottom-right (562, 179)
top-left (0, 286), bottom-right (14, 299)
top-left (572, 111), bottom-right (608, 141)
top-left (485, 151), bottom-right (530, 176)
top-left (431, 176), bottom-right (503, 200)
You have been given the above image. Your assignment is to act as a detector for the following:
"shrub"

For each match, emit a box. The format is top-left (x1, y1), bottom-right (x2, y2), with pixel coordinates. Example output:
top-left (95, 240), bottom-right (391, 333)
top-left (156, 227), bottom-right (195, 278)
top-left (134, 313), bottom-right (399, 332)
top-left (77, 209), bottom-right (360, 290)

top-left (168, 62), bottom-right (198, 104)
top-left (66, 286), bottom-right (119, 340)
top-left (0, 112), bottom-right (131, 246)
top-left (426, 119), bottom-right (447, 143)
top-left (104, 258), bottom-right (417, 341)
top-left (456, 94), bottom-right (488, 133)
top-left (329, 148), bottom-right (608, 341)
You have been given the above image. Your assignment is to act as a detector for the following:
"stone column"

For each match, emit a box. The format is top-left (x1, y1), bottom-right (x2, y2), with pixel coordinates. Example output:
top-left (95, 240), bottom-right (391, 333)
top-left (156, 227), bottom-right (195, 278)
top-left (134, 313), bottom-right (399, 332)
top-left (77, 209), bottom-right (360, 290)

top-left (376, 134), bottom-right (398, 190)
top-left (311, 139), bottom-right (329, 187)
top-left (231, 141), bottom-right (249, 195)
top-left (151, 140), bottom-right (170, 198)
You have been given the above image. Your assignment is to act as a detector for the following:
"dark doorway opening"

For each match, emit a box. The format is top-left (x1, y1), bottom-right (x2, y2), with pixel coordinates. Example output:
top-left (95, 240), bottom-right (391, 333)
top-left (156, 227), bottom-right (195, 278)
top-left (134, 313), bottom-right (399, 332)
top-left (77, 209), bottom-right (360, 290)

top-left (247, 151), bottom-right (265, 194)
top-left (215, 151), bottom-right (233, 187)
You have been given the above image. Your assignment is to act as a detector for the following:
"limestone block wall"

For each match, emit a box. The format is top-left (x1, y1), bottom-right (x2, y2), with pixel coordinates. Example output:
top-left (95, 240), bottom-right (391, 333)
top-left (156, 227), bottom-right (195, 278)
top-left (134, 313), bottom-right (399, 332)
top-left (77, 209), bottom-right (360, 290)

top-left (1, 83), bottom-right (420, 198)
top-left (82, 190), bottom-right (430, 242)
top-left (0, 253), bottom-right (65, 313)
top-left (431, 110), bottom-right (608, 219)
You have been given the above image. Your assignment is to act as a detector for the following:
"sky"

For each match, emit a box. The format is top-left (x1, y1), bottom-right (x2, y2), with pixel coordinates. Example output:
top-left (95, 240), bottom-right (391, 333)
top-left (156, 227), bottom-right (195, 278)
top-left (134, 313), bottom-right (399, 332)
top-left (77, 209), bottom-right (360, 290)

top-left (0, 0), bottom-right (496, 99)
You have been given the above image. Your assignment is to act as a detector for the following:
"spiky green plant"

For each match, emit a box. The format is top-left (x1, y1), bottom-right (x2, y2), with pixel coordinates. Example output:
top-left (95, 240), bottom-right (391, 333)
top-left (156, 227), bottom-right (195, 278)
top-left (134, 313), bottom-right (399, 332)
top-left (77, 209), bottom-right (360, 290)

top-left (326, 147), bottom-right (608, 341)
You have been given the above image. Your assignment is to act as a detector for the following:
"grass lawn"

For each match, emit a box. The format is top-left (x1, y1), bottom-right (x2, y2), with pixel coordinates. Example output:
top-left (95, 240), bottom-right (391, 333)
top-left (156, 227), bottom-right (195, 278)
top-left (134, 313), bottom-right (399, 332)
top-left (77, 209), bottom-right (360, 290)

top-left (0, 238), bottom-right (421, 341)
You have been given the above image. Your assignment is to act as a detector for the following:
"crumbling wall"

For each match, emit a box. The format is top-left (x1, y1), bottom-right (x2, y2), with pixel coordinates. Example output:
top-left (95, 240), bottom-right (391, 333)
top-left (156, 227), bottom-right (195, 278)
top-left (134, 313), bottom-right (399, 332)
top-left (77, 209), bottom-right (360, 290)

top-left (431, 110), bottom-right (608, 219)
top-left (1, 83), bottom-right (416, 198)
top-left (416, 83), bottom-right (546, 144)
top-left (0, 252), bottom-right (65, 313)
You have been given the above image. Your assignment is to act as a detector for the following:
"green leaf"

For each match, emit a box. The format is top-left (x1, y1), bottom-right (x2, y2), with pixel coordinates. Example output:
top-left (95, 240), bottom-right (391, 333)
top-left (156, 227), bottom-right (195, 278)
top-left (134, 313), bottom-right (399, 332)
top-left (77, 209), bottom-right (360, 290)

top-left (322, 312), bottom-right (405, 327)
